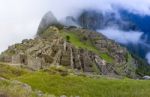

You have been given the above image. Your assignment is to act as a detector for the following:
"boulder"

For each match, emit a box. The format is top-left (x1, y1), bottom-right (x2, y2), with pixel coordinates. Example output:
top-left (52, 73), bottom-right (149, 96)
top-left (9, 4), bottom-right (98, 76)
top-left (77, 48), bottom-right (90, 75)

top-left (143, 76), bottom-right (150, 80)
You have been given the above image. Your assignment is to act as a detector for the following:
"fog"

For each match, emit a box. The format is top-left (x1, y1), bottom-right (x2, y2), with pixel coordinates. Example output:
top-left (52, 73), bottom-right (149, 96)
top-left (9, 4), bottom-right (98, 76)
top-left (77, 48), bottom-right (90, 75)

top-left (98, 28), bottom-right (143, 44)
top-left (0, 0), bottom-right (51, 52)
top-left (146, 53), bottom-right (150, 64)
top-left (0, 0), bottom-right (150, 63)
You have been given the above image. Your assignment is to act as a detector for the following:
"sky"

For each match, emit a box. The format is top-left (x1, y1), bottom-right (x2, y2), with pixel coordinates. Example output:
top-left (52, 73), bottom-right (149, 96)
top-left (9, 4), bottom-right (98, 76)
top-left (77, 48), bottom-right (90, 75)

top-left (0, 0), bottom-right (150, 63)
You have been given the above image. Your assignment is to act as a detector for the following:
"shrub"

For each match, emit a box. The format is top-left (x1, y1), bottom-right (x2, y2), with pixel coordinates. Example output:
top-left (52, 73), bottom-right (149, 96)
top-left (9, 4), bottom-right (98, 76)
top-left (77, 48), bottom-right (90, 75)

top-left (66, 35), bottom-right (70, 42)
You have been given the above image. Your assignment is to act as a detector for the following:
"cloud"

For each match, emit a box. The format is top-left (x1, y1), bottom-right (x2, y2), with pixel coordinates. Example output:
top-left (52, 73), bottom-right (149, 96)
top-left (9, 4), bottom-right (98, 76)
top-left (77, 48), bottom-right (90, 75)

top-left (97, 28), bottom-right (143, 44)
top-left (146, 53), bottom-right (150, 64)
top-left (47, 0), bottom-right (150, 17)
top-left (107, 0), bottom-right (150, 15)
top-left (0, 0), bottom-right (50, 52)
top-left (0, 0), bottom-right (150, 53)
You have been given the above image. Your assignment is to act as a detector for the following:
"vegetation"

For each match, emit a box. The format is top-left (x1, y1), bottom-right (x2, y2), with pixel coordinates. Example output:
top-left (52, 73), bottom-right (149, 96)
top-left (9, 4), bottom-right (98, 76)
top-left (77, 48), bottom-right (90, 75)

top-left (0, 79), bottom-right (38, 97)
top-left (132, 53), bottom-right (150, 76)
top-left (0, 27), bottom-right (149, 97)
top-left (1, 63), bottom-right (150, 97)
top-left (61, 31), bottom-right (96, 51)
top-left (100, 53), bottom-right (113, 63)
top-left (18, 71), bottom-right (150, 97)
top-left (61, 31), bottom-right (113, 63)
top-left (0, 62), bottom-right (30, 79)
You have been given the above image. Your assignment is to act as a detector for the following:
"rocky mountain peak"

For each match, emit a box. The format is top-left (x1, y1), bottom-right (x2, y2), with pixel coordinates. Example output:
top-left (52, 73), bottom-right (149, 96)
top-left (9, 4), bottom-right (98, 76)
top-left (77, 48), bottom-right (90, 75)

top-left (37, 11), bottom-right (59, 36)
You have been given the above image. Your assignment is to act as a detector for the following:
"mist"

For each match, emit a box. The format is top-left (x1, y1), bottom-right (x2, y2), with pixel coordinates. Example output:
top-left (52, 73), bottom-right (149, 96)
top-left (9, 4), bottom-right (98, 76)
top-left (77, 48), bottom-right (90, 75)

top-left (146, 53), bottom-right (150, 64)
top-left (98, 28), bottom-right (143, 44)
top-left (1, 0), bottom-right (150, 56)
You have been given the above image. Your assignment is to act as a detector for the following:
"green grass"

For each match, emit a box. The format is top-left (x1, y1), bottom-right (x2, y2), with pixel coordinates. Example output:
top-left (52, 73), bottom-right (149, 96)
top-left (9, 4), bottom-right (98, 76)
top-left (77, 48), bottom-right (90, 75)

top-left (17, 71), bottom-right (150, 97)
top-left (100, 53), bottom-right (113, 63)
top-left (61, 32), bottom-right (98, 52)
top-left (1, 63), bottom-right (150, 97)
top-left (0, 63), bottom-right (30, 79)
top-left (61, 31), bottom-right (113, 63)
top-left (0, 78), bottom-right (39, 97)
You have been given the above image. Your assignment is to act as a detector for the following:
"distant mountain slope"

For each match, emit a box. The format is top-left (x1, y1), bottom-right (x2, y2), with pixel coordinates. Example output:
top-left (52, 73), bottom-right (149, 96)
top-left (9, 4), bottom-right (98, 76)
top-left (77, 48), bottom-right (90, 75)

top-left (75, 9), bottom-right (150, 63)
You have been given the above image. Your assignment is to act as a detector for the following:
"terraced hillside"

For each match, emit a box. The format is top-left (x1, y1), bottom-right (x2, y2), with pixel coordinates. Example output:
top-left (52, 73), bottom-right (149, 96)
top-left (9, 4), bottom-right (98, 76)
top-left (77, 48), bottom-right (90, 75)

top-left (0, 26), bottom-right (136, 78)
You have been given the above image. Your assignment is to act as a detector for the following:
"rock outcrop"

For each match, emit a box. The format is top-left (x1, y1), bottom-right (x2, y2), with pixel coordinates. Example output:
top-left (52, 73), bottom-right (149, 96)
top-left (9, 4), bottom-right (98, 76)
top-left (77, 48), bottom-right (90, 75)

top-left (0, 25), bottom-right (137, 78)
top-left (37, 11), bottom-right (59, 36)
top-left (77, 10), bottom-right (139, 31)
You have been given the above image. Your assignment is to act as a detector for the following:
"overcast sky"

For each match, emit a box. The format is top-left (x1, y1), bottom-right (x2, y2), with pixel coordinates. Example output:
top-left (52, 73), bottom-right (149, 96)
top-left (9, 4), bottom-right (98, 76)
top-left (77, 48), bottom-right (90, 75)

top-left (0, 0), bottom-right (150, 53)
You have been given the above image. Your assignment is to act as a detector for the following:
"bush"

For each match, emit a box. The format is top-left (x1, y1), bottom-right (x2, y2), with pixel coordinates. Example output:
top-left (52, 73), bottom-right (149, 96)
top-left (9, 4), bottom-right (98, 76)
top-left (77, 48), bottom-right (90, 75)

top-left (66, 35), bottom-right (70, 42)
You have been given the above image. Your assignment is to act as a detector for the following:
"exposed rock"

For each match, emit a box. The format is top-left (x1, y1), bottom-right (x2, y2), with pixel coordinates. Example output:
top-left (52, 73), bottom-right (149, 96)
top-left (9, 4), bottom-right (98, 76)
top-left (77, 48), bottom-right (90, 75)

top-left (0, 26), bottom-right (137, 78)
top-left (62, 16), bottom-right (79, 27)
top-left (143, 76), bottom-right (150, 80)
top-left (37, 11), bottom-right (59, 36)
top-left (77, 10), bottom-right (139, 31)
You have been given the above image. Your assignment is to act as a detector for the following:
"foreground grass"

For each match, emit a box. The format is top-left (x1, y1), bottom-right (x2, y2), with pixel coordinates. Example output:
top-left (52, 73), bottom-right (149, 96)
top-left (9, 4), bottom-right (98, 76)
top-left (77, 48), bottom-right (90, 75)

top-left (0, 63), bottom-right (30, 79)
top-left (1, 63), bottom-right (150, 97)
top-left (17, 71), bottom-right (150, 97)
top-left (0, 78), bottom-right (38, 97)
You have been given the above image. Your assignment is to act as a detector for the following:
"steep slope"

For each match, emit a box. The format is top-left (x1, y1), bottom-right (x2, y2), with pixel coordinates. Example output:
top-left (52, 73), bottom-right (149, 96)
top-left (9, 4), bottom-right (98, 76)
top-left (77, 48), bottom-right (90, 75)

top-left (76, 10), bottom-right (150, 65)
top-left (77, 10), bottom-right (138, 31)
top-left (0, 25), bottom-right (137, 78)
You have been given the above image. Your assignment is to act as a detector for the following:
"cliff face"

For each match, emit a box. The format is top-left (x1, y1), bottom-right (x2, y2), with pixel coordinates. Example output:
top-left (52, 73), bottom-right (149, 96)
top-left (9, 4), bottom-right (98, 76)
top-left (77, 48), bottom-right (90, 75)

top-left (76, 10), bottom-right (139, 31)
top-left (0, 25), bottom-right (136, 78)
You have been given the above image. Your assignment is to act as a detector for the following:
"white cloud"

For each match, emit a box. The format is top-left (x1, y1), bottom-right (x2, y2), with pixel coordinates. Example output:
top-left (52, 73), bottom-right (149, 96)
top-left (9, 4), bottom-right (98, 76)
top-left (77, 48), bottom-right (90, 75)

top-left (98, 28), bottom-right (143, 44)
top-left (107, 0), bottom-right (150, 15)
top-left (146, 53), bottom-right (150, 64)
top-left (0, 0), bottom-right (150, 52)
top-left (0, 0), bottom-right (50, 52)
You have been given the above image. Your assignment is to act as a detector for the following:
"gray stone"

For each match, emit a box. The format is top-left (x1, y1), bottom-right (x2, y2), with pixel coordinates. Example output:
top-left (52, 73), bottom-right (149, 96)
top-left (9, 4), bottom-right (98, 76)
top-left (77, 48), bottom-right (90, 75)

top-left (37, 11), bottom-right (58, 36)
top-left (0, 26), bottom-right (137, 78)
top-left (143, 76), bottom-right (150, 80)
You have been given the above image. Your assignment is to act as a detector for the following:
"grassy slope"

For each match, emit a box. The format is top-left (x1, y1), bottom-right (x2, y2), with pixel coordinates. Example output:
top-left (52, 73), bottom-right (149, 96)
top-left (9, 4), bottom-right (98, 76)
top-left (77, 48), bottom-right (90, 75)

top-left (61, 31), bottom-right (113, 63)
top-left (1, 63), bottom-right (150, 97)
top-left (0, 62), bottom-right (30, 79)
top-left (0, 79), bottom-right (38, 97)
top-left (18, 72), bottom-right (150, 97)
top-left (0, 63), bottom-right (41, 97)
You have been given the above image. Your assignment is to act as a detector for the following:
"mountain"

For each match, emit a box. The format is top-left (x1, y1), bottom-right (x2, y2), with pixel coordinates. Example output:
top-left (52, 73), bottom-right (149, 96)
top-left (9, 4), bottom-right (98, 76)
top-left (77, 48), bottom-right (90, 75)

top-left (75, 9), bottom-right (150, 63)
top-left (0, 12), bottom-right (139, 78)
top-left (76, 9), bottom-right (150, 76)
top-left (1, 11), bottom-right (150, 97)
top-left (62, 9), bottom-right (150, 64)
top-left (77, 10), bottom-right (139, 31)
top-left (37, 11), bottom-right (60, 36)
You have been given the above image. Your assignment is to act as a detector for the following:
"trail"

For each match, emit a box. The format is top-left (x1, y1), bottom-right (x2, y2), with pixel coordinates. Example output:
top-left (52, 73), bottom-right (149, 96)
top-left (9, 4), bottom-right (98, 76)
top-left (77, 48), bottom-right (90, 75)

top-left (0, 62), bottom-right (21, 66)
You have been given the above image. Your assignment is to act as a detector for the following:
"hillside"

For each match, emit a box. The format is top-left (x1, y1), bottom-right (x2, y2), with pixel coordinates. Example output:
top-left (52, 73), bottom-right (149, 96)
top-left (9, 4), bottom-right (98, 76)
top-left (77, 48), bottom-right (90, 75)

top-left (0, 24), bottom-right (137, 78)
top-left (0, 11), bottom-right (150, 97)
top-left (1, 63), bottom-right (150, 97)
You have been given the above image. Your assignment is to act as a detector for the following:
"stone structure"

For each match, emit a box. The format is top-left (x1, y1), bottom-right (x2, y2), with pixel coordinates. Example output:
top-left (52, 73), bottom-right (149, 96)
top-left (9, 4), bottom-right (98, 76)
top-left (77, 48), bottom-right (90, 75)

top-left (0, 26), bottom-right (137, 78)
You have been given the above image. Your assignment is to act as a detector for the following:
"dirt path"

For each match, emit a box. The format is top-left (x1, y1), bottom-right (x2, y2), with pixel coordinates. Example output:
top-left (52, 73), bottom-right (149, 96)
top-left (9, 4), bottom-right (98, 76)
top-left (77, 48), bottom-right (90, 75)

top-left (0, 62), bottom-right (21, 66)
